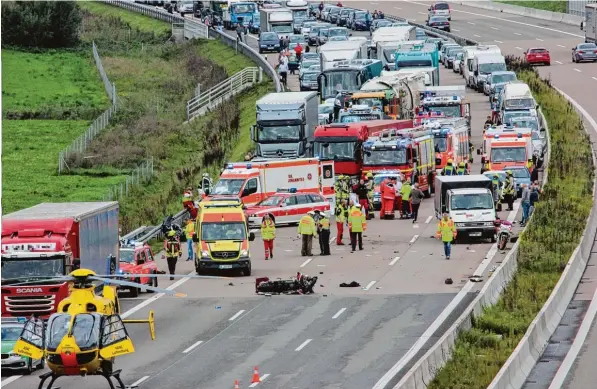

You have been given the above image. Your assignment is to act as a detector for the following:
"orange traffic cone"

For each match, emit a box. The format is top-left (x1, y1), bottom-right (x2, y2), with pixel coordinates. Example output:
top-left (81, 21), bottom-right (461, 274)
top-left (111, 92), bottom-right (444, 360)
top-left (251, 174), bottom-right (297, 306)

top-left (251, 366), bottom-right (261, 383)
top-left (234, 379), bottom-right (240, 389)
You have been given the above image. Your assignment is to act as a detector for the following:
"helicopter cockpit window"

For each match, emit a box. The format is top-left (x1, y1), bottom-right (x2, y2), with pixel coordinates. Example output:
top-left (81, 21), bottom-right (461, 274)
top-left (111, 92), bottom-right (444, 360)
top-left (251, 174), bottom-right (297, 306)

top-left (47, 313), bottom-right (72, 350)
top-left (72, 313), bottom-right (101, 350)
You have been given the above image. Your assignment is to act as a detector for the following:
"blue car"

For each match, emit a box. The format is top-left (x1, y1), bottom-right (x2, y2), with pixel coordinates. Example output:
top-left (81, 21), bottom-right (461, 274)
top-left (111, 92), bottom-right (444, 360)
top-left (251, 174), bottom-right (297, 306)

top-left (258, 31), bottom-right (280, 54)
top-left (572, 42), bottom-right (597, 63)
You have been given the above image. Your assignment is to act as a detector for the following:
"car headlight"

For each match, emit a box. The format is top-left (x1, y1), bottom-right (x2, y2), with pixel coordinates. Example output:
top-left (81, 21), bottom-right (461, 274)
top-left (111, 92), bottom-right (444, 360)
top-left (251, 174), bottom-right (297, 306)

top-left (201, 250), bottom-right (210, 259)
top-left (9, 351), bottom-right (19, 358)
top-left (240, 249), bottom-right (249, 257)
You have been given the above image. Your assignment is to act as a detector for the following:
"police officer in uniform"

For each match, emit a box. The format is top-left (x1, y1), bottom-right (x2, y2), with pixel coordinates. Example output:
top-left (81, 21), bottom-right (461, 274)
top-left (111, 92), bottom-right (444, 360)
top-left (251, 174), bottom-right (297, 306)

top-left (315, 210), bottom-right (331, 255)
top-left (441, 159), bottom-right (457, 176)
top-left (503, 170), bottom-right (516, 211)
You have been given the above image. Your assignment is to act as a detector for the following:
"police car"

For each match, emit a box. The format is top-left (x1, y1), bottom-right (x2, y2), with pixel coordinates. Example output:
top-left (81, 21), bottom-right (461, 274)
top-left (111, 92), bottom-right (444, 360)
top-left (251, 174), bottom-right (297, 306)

top-left (118, 241), bottom-right (159, 297)
top-left (245, 188), bottom-right (331, 227)
top-left (1, 318), bottom-right (44, 373)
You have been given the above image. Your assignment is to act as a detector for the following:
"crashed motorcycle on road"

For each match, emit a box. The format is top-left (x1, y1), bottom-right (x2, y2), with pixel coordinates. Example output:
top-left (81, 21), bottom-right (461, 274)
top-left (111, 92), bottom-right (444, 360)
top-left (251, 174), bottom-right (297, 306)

top-left (256, 272), bottom-right (318, 295)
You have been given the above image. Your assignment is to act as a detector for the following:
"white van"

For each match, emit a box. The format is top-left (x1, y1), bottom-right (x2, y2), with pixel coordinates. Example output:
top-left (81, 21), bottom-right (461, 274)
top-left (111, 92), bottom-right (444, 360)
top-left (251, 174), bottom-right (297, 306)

top-left (472, 53), bottom-right (506, 92)
top-left (462, 45), bottom-right (501, 88)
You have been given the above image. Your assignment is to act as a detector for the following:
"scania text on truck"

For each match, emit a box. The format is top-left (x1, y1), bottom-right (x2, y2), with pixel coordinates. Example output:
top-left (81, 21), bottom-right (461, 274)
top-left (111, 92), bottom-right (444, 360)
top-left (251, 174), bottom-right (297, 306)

top-left (1, 202), bottom-right (119, 318)
top-left (209, 158), bottom-right (336, 205)
top-left (423, 118), bottom-right (470, 172)
top-left (260, 8), bottom-right (293, 40)
top-left (434, 175), bottom-right (497, 241)
top-left (363, 127), bottom-right (436, 196)
top-left (419, 85), bottom-right (471, 132)
top-left (318, 59), bottom-right (383, 100)
top-left (251, 91), bottom-right (318, 158)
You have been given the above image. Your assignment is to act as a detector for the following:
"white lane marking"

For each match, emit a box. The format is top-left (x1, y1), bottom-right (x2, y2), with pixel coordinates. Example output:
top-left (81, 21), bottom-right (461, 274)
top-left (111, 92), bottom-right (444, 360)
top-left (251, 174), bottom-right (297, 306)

top-left (249, 374), bottom-right (270, 387)
top-left (555, 60), bottom-right (563, 64)
top-left (182, 340), bottom-right (203, 354)
top-left (363, 281), bottom-right (377, 291)
top-left (417, 11), bottom-right (427, 15)
top-left (558, 44), bottom-right (566, 48)
top-left (409, 235), bottom-right (419, 244)
top-left (389, 256), bottom-right (401, 266)
top-left (284, 249), bottom-right (293, 252)
top-left (130, 376), bottom-right (151, 387)
top-left (229, 310), bottom-right (245, 321)
top-left (300, 258), bottom-right (313, 268)
top-left (373, 202), bottom-right (521, 389)
top-left (121, 271), bottom-right (194, 319)
top-left (514, 32), bottom-right (522, 36)
top-left (468, 22), bottom-right (475, 25)
top-left (1, 376), bottom-right (22, 386)
top-left (425, 216), bottom-right (433, 224)
top-left (452, 29), bottom-right (459, 32)
top-left (413, 224), bottom-right (420, 229)
top-left (516, 47), bottom-right (523, 50)
top-left (574, 68), bottom-right (582, 73)
top-left (473, 34), bottom-right (482, 38)
top-left (536, 38), bottom-right (544, 41)
top-left (295, 339), bottom-right (312, 351)
top-left (495, 40), bottom-right (503, 43)
top-left (490, 26), bottom-right (499, 30)
top-left (332, 307), bottom-right (347, 319)
top-left (593, 77), bottom-right (597, 81)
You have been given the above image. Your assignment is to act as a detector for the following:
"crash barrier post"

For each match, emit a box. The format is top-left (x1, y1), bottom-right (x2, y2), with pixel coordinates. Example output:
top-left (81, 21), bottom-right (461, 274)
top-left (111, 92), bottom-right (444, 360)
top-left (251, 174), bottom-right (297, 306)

top-left (104, 157), bottom-right (155, 201)
top-left (443, 1), bottom-right (584, 26)
top-left (58, 41), bottom-right (119, 174)
top-left (186, 67), bottom-right (260, 122)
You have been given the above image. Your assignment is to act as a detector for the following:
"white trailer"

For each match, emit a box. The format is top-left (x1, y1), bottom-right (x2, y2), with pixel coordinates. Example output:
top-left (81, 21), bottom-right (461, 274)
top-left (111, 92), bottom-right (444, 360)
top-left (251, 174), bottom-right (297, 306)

top-left (585, 3), bottom-right (597, 44)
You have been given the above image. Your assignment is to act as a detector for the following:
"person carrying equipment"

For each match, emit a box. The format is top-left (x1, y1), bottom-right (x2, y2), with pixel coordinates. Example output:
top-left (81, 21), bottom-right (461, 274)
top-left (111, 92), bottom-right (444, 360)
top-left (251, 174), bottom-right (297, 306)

top-left (436, 213), bottom-right (457, 260)
top-left (298, 211), bottom-right (318, 256)
top-left (315, 210), bottom-right (331, 255)
top-left (164, 230), bottom-right (182, 280)
top-left (456, 161), bottom-right (467, 175)
top-left (348, 203), bottom-right (366, 252)
top-left (441, 159), bottom-right (457, 176)
top-left (503, 170), bottom-right (516, 211)
top-left (261, 214), bottom-right (276, 260)
top-left (365, 171), bottom-right (375, 219)
top-left (400, 178), bottom-right (412, 219)
top-left (335, 199), bottom-right (348, 245)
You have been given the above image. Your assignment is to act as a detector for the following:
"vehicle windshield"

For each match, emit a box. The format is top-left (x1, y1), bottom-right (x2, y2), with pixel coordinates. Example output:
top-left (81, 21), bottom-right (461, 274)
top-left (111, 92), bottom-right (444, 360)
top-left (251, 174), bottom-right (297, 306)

top-left (329, 36), bottom-right (348, 41)
top-left (119, 249), bottom-right (135, 263)
top-left (531, 131), bottom-right (541, 140)
top-left (319, 29), bottom-right (329, 37)
top-left (289, 35), bottom-right (303, 43)
top-left (293, 9), bottom-right (308, 19)
top-left (257, 196), bottom-right (282, 206)
top-left (314, 141), bottom-right (357, 160)
top-left (377, 21), bottom-right (392, 28)
top-left (355, 13), bottom-right (367, 20)
top-left (303, 72), bottom-right (318, 81)
top-left (484, 173), bottom-right (505, 183)
top-left (71, 313), bottom-right (101, 350)
top-left (456, 53), bottom-right (464, 60)
top-left (329, 29), bottom-right (348, 37)
top-left (479, 63), bottom-right (507, 74)
top-left (423, 105), bottom-right (461, 117)
top-left (1, 258), bottom-right (64, 281)
top-left (450, 193), bottom-right (494, 210)
top-left (261, 32), bottom-right (278, 40)
top-left (504, 98), bottom-right (535, 110)
top-left (272, 25), bottom-right (293, 33)
top-left (508, 168), bottom-right (530, 178)
top-left (301, 62), bottom-right (318, 71)
top-left (434, 136), bottom-right (448, 152)
top-left (448, 49), bottom-right (464, 58)
top-left (311, 26), bottom-right (324, 34)
top-left (2, 326), bottom-right (23, 342)
top-left (491, 73), bottom-right (516, 84)
top-left (302, 53), bottom-right (319, 61)
top-left (319, 105), bottom-right (333, 114)
top-left (201, 222), bottom-right (247, 241)
top-left (353, 97), bottom-right (383, 108)
top-left (231, 3), bottom-right (256, 13)
top-left (47, 313), bottom-right (72, 350)
top-left (396, 58), bottom-right (433, 67)
top-left (383, 49), bottom-right (397, 63)
top-left (364, 149), bottom-right (407, 166)
top-left (504, 111), bottom-right (535, 121)
top-left (340, 114), bottom-right (380, 123)
top-left (508, 118), bottom-right (538, 131)
top-left (302, 22), bottom-right (317, 29)
top-left (256, 124), bottom-right (300, 142)
top-left (323, 70), bottom-right (360, 97)
top-left (491, 147), bottom-right (527, 162)
top-left (373, 175), bottom-right (400, 185)
top-left (578, 43), bottom-right (597, 50)
top-left (212, 179), bottom-right (245, 195)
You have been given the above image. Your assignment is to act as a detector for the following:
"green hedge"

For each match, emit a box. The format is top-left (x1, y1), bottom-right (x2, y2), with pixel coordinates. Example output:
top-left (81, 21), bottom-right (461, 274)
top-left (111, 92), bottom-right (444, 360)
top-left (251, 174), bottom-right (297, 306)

top-left (428, 59), bottom-right (594, 388)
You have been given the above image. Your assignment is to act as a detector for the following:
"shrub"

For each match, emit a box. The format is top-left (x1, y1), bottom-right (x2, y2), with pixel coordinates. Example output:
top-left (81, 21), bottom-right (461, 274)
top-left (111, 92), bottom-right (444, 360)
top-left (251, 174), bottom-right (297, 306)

top-left (1, 1), bottom-right (82, 48)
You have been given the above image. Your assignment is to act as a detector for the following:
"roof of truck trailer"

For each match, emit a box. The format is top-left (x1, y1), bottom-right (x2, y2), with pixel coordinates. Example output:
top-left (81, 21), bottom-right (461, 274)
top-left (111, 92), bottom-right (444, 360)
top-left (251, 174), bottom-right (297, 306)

top-left (257, 91), bottom-right (317, 105)
top-left (3, 202), bottom-right (119, 221)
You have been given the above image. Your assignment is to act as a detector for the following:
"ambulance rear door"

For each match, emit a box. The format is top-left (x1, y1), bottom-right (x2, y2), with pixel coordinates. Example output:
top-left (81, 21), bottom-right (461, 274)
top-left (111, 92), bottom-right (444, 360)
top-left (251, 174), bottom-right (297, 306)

top-left (319, 161), bottom-right (335, 200)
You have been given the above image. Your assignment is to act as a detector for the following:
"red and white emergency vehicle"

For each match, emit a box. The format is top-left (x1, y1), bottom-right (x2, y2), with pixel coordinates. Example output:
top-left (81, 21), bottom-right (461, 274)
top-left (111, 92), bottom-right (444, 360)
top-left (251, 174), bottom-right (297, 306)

top-left (485, 134), bottom-right (533, 172)
top-left (423, 117), bottom-right (470, 171)
top-left (312, 120), bottom-right (414, 180)
top-left (418, 86), bottom-right (471, 133)
top-left (362, 128), bottom-right (436, 195)
top-left (244, 188), bottom-right (331, 227)
top-left (208, 158), bottom-right (335, 206)
top-left (479, 126), bottom-right (532, 156)
top-left (1, 202), bottom-right (120, 319)
top-left (118, 242), bottom-right (159, 297)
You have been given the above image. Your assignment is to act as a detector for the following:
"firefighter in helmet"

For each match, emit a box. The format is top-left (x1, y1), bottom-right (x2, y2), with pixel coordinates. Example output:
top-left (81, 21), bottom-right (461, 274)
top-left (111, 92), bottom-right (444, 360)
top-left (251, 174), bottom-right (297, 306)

top-left (442, 159), bottom-right (457, 176)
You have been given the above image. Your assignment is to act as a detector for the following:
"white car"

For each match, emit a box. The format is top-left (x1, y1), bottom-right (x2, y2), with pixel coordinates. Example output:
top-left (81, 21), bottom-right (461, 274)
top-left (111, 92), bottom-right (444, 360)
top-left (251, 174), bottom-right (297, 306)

top-left (453, 52), bottom-right (463, 73)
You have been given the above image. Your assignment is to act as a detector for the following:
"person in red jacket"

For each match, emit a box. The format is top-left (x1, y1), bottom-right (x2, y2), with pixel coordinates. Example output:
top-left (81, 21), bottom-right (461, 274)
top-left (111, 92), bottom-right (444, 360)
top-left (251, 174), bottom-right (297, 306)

top-left (380, 178), bottom-right (396, 219)
top-left (294, 43), bottom-right (303, 62)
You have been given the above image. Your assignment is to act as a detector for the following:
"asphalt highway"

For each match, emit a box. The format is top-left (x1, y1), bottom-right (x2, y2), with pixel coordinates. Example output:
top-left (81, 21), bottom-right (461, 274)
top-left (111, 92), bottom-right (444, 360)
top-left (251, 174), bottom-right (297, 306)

top-left (0, 5), bottom-right (546, 388)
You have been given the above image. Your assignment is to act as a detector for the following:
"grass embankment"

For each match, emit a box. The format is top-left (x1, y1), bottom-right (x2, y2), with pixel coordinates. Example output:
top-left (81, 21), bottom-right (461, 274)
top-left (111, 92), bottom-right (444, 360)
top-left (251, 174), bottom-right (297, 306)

top-left (428, 60), bottom-right (593, 388)
top-left (495, 0), bottom-right (567, 13)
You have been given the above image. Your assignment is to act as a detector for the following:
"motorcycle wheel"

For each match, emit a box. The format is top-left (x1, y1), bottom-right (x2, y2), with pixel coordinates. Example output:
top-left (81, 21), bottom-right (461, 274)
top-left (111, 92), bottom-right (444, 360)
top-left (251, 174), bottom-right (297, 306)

top-left (498, 234), bottom-right (507, 250)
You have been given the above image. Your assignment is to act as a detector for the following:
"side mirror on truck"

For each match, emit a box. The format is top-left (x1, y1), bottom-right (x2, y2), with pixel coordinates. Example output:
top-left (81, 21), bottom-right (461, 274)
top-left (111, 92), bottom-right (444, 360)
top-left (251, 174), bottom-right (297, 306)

top-left (242, 188), bottom-right (250, 197)
top-left (250, 125), bottom-right (256, 142)
top-left (72, 258), bottom-right (81, 271)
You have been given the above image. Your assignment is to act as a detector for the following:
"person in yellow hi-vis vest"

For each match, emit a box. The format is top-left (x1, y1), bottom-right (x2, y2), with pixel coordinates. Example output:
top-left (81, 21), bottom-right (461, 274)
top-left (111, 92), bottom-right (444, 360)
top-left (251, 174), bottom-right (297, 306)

top-left (184, 219), bottom-right (195, 261)
top-left (298, 211), bottom-right (318, 256)
top-left (348, 203), bottom-right (366, 252)
top-left (261, 214), bottom-right (276, 260)
top-left (436, 213), bottom-right (457, 260)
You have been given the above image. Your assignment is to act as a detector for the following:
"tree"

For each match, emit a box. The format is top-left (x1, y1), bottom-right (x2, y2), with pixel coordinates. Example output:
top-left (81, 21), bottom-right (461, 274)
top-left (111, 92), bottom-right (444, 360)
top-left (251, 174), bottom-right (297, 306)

top-left (1, 1), bottom-right (82, 48)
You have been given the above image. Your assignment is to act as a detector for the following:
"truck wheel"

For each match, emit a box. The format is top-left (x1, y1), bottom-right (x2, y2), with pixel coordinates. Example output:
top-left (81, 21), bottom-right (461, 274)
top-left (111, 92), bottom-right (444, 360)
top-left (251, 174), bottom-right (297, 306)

top-left (242, 262), bottom-right (252, 276)
top-left (129, 280), bottom-right (140, 298)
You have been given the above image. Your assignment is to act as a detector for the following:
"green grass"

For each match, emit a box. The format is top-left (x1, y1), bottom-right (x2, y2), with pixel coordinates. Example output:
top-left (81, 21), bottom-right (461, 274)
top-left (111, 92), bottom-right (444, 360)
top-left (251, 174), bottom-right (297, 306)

top-left (427, 62), bottom-right (593, 388)
top-left (2, 49), bottom-right (109, 117)
top-left (79, 2), bottom-right (170, 35)
top-left (2, 120), bottom-right (126, 214)
top-left (495, 0), bottom-right (567, 13)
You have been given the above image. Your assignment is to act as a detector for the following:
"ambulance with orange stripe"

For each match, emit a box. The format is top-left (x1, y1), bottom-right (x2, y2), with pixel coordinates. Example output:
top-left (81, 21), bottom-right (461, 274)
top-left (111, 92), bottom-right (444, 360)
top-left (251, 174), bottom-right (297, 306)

top-left (193, 199), bottom-right (256, 276)
top-left (209, 158), bottom-right (336, 206)
top-left (477, 126), bottom-right (534, 172)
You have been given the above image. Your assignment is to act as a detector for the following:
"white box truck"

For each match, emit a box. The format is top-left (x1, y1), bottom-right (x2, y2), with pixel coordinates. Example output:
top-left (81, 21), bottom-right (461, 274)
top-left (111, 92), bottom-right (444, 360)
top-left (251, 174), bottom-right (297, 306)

top-left (260, 8), bottom-right (293, 40)
top-left (585, 3), bottom-right (597, 44)
top-left (318, 40), bottom-right (367, 70)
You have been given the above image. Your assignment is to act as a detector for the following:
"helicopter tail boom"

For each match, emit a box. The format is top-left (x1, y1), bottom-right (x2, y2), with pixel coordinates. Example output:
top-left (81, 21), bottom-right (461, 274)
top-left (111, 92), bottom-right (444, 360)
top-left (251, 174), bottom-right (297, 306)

top-left (123, 310), bottom-right (156, 340)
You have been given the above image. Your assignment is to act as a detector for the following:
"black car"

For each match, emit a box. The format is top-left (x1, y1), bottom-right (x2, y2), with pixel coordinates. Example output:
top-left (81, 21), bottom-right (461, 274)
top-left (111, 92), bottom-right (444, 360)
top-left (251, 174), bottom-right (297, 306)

top-left (351, 11), bottom-right (368, 31)
top-left (328, 6), bottom-right (342, 24)
top-left (300, 71), bottom-right (319, 91)
top-left (308, 24), bottom-right (328, 45)
top-left (426, 16), bottom-right (450, 32)
top-left (258, 31), bottom-right (281, 53)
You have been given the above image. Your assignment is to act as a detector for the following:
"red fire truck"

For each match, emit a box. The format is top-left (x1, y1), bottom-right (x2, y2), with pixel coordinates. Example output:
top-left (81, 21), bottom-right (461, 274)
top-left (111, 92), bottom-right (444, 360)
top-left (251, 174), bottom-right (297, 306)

top-left (312, 119), bottom-right (414, 180)
top-left (362, 127), bottom-right (436, 195)
top-left (1, 202), bottom-right (120, 319)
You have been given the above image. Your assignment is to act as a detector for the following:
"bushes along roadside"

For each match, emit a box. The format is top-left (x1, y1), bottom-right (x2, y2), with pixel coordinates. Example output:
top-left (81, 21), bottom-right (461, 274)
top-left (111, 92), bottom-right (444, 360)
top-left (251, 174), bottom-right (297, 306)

top-left (427, 59), bottom-right (594, 389)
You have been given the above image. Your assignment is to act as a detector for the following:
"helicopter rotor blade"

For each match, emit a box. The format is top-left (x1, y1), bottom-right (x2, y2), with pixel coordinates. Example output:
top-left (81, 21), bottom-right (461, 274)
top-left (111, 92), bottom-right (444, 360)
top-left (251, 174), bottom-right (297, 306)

top-left (88, 276), bottom-right (187, 297)
top-left (5, 276), bottom-right (76, 287)
top-left (95, 273), bottom-right (234, 280)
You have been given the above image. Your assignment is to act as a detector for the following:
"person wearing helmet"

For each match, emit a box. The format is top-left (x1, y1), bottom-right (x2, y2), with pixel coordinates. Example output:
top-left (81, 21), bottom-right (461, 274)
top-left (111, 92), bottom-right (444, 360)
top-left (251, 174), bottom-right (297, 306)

top-left (503, 170), bottom-right (516, 211)
top-left (365, 172), bottom-right (375, 219)
top-left (441, 159), bottom-right (457, 176)
top-left (491, 174), bottom-right (503, 212)
top-left (163, 229), bottom-right (182, 280)
top-left (456, 161), bottom-right (467, 176)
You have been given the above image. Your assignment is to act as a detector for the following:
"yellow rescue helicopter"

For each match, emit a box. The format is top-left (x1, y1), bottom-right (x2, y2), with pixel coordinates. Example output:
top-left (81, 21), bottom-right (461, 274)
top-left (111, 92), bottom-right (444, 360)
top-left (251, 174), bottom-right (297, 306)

top-left (11, 268), bottom-right (228, 389)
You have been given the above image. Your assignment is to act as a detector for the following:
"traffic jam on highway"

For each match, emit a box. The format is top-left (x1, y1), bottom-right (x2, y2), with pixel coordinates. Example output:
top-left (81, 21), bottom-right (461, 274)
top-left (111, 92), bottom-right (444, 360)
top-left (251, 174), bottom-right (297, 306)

top-left (4, 0), bottom-right (592, 388)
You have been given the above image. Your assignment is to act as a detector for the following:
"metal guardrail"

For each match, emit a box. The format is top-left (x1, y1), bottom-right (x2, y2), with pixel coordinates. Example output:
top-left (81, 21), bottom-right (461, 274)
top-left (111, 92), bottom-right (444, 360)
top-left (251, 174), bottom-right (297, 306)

top-left (120, 209), bottom-right (188, 244)
top-left (103, 0), bottom-right (185, 24)
top-left (104, 157), bottom-right (155, 200)
top-left (186, 67), bottom-right (260, 121)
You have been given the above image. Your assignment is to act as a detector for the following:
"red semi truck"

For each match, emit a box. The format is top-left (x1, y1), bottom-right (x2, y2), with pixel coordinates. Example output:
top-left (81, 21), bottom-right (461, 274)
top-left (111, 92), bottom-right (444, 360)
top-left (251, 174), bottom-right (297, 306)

top-left (1, 202), bottom-right (120, 319)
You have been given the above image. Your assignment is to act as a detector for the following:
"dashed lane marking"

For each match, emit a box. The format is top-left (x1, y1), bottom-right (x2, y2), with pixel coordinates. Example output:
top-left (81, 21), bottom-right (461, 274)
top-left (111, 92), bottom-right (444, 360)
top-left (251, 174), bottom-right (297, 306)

top-left (229, 310), bottom-right (245, 321)
top-left (409, 235), bottom-right (419, 244)
top-left (182, 340), bottom-right (203, 354)
top-left (389, 256), bottom-right (401, 266)
top-left (363, 281), bottom-right (377, 291)
top-left (249, 374), bottom-right (270, 387)
top-left (295, 339), bottom-right (312, 351)
top-left (425, 216), bottom-right (433, 224)
top-left (130, 376), bottom-right (151, 387)
top-left (332, 307), bottom-right (347, 319)
top-left (300, 258), bottom-right (313, 268)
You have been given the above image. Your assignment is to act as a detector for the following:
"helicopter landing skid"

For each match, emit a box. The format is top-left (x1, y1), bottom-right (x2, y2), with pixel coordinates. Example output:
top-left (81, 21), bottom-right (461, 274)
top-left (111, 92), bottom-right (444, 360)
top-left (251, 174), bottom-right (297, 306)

top-left (37, 369), bottom-right (129, 389)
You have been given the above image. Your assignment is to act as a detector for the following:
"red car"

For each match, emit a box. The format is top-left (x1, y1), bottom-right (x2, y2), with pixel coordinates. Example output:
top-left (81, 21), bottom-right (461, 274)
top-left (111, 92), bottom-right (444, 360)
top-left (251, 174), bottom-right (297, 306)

top-left (118, 242), bottom-right (159, 297)
top-left (524, 47), bottom-right (551, 66)
top-left (245, 189), bottom-right (331, 227)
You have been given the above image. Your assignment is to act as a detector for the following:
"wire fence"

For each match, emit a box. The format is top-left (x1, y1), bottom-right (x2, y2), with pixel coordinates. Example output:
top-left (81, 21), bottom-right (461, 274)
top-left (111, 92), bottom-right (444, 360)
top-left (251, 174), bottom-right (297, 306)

top-left (58, 41), bottom-right (119, 174)
top-left (104, 157), bottom-right (155, 201)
